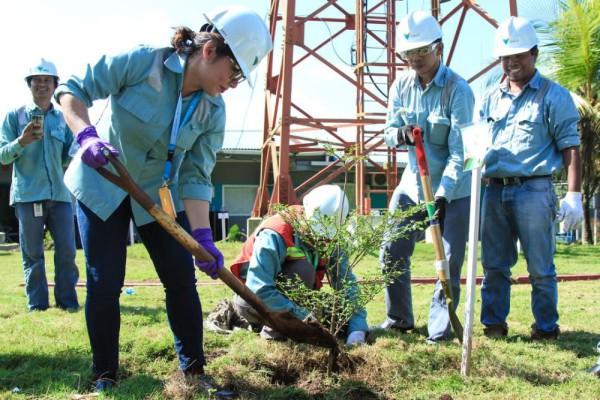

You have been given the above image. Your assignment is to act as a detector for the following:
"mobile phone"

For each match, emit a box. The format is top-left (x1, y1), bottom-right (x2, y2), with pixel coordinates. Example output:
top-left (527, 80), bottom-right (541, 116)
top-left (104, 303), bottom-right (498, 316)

top-left (31, 115), bottom-right (44, 136)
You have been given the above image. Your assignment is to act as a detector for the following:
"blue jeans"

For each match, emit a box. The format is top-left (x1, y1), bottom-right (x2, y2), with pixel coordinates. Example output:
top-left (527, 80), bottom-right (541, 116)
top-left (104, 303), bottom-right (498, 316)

top-left (380, 189), bottom-right (469, 340)
top-left (480, 177), bottom-right (559, 332)
top-left (76, 198), bottom-right (205, 379)
top-left (15, 201), bottom-right (79, 310)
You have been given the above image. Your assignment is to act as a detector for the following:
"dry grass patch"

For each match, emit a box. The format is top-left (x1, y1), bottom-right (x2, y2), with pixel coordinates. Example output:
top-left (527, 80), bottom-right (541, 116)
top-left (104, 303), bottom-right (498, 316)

top-left (208, 337), bottom-right (412, 399)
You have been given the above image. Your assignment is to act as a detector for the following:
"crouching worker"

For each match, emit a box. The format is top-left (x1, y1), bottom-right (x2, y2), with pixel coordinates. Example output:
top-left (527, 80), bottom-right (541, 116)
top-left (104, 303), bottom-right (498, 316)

top-left (208, 185), bottom-right (368, 346)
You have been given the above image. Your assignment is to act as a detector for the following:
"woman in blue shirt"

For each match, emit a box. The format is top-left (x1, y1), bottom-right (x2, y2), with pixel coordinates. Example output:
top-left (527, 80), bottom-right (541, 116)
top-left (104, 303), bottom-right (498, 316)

top-left (55, 6), bottom-right (272, 392)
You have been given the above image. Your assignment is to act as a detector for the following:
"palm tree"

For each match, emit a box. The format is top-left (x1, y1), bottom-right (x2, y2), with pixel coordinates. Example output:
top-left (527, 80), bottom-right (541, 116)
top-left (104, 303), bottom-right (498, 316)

top-left (541, 0), bottom-right (600, 244)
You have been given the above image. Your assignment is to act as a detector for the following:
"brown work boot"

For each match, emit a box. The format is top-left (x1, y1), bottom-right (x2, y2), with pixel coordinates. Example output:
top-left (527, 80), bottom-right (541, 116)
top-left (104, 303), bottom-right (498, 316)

top-left (530, 323), bottom-right (560, 341)
top-left (185, 373), bottom-right (217, 392)
top-left (483, 323), bottom-right (508, 338)
top-left (183, 363), bottom-right (217, 392)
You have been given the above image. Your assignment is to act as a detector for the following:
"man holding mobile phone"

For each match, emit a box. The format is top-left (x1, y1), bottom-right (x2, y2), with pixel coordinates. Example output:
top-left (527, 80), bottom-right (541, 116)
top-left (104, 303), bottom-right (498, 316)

top-left (0, 59), bottom-right (79, 311)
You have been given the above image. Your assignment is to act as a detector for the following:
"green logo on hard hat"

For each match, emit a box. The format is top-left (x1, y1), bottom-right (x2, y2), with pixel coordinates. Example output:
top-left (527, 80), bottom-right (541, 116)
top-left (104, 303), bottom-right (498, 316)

top-left (403, 32), bottom-right (410, 40)
top-left (252, 56), bottom-right (259, 66)
top-left (37, 66), bottom-right (48, 72)
top-left (502, 37), bottom-right (510, 45)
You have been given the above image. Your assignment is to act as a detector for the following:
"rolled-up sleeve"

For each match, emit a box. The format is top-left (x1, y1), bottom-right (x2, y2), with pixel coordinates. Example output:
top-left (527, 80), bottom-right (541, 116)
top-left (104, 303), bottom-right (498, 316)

top-left (0, 112), bottom-right (24, 165)
top-left (436, 80), bottom-right (474, 200)
top-left (55, 46), bottom-right (155, 106)
top-left (179, 105), bottom-right (226, 201)
top-left (61, 124), bottom-right (74, 167)
top-left (548, 86), bottom-right (580, 150)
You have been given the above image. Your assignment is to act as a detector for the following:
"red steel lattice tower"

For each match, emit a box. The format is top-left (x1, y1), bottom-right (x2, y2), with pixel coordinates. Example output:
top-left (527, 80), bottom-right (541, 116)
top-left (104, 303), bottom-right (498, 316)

top-left (252, 0), bottom-right (518, 217)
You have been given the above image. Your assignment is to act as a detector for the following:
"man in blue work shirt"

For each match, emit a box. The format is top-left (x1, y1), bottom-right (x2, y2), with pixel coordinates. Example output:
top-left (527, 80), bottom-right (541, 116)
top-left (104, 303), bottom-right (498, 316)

top-left (0, 59), bottom-right (79, 311)
top-left (479, 17), bottom-right (582, 340)
top-left (378, 11), bottom-right (474, 343)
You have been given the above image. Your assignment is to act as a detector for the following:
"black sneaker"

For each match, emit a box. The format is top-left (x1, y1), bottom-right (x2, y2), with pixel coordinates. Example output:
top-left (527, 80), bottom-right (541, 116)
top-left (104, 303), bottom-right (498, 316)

top-left (483, 323), bottom-right (508, 338)
top-left (530, 323), bottom-right (560, 341)
top-left (94, 377), bottom-right (116, 392)
top-left (373, 319), bottom-right (414, 333)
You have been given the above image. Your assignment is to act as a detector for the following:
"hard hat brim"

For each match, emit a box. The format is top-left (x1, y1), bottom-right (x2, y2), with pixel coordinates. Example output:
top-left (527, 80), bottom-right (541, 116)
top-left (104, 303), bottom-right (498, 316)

top-left (397, 39), bottom-right (439, 53)
top-left (24, 72), bottom-right (59, 82)
top-left (493, 45), bottom-right (535, 58)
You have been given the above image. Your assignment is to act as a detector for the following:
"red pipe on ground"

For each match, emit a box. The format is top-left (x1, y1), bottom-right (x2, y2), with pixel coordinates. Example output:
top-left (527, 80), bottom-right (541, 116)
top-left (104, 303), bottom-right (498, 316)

top-left (35, 274), bottom-right (600, 288)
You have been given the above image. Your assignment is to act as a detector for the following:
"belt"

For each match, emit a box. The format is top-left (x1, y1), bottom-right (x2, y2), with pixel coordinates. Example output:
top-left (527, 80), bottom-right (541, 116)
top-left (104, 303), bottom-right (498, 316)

top-left (488, 175), bottom-right (551, 186)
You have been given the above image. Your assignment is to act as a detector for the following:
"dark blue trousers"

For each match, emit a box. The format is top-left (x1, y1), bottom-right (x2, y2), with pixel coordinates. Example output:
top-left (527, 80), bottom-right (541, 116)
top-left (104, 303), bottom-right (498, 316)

top-left (76, 198), bottom-right (204, 379)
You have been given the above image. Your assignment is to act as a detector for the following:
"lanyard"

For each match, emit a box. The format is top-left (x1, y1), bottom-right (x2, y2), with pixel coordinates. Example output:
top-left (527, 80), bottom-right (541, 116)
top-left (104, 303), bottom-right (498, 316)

top-left (162, 91), bottom-right (203, 183)
top-left (295, 236), bottom-right (320, 270)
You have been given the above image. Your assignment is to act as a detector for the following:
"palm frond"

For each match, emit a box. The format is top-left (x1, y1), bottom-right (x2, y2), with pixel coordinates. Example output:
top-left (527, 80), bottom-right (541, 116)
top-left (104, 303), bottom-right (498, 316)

top-left (542, 0), bottom-right (600, 101)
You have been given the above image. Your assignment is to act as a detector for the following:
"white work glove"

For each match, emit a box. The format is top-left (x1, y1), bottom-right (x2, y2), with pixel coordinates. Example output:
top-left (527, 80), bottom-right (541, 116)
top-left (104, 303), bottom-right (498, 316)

top-left (558, 191), bottom-right (583, 231)
top-left (345, 330), bottom-right (366, 346)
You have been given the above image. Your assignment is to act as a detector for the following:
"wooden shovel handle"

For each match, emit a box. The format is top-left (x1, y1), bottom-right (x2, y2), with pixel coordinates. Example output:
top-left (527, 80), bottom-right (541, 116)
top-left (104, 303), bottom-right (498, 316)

top-left (412, 128), bottom-right (445, 264)
top-left (412, 128), bottom-right (464, 342)
top-left (96, 154), bottom-right (270, 312)
top-left (96, 154), bottom-right (338, 348)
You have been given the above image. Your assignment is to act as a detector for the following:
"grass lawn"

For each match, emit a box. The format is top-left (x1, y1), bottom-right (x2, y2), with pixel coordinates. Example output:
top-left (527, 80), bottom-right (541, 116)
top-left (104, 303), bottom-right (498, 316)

top-left (1, 241), bottom-right (599, 399)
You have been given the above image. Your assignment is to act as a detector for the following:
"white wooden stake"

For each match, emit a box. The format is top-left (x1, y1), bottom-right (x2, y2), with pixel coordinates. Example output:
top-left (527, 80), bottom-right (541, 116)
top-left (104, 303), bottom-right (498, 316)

top-left (129, 219), bottom-right (135, 246)
top-left (218, 212), bottom-right (229, 242)
top-left (461, 165), bottom-right (482, 376)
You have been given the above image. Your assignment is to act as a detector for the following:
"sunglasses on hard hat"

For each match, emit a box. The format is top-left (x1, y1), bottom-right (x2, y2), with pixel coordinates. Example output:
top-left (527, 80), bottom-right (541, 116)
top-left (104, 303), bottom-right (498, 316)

top-left (399, 42), bottom-right (439, 60)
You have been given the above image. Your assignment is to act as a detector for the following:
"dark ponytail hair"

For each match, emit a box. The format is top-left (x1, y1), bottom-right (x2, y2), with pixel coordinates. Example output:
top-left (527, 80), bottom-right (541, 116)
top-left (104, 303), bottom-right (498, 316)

top-left (170, 25), bottom-right (234, 58)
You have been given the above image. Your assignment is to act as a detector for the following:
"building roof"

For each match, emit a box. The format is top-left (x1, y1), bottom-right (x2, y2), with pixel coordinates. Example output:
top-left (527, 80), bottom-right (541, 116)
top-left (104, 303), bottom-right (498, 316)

top-left (220, 130), bottom-right (407, 166)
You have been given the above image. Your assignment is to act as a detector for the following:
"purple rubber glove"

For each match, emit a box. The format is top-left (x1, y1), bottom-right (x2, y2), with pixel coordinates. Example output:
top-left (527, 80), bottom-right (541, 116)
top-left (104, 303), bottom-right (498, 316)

top-left (191, 228), bottom-right (224, 279)
top-left (76, 126), bottom-right (120, 168)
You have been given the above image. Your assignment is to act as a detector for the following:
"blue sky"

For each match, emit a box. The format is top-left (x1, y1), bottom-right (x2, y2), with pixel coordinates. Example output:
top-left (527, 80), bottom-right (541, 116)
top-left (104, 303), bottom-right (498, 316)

top-left (1, 0), bottom-right (557, 145)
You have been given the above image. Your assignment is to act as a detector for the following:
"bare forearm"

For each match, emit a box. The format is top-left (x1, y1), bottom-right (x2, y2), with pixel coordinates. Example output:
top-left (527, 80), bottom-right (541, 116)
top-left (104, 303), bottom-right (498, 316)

top-left (562, 146), bottom-right (581, 192)
top-left (58, 93), bottom-right (92, 134)
top-left (183, 199), bottom-right (211, 230)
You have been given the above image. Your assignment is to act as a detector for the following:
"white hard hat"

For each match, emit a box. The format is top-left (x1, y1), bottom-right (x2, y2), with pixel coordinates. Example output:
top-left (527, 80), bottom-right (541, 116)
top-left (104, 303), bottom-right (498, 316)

top-left (25, 58), bottom-right (59, 81)
top-left (397, 11), bottom-right (442, 53)
top-left (493, 16), bottom-right (539, 57)
top-left (303, 185), bottom-right (350, 238)
top-left (204, 5), bottom-right (273, 87)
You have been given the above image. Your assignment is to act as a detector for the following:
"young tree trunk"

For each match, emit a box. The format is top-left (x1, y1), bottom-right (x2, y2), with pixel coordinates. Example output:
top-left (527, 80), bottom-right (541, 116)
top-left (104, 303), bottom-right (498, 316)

top-left (327, 347), bottom-right (338, 377)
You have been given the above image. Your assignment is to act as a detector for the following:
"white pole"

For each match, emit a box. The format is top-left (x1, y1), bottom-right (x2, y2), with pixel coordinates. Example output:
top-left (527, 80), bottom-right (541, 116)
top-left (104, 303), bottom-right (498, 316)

top-left (221, 217), bottom-right (227, 242)
top-left (129, 220), bottom-right (135, 246)
top-left (461, 166), bottom-right (482, 376)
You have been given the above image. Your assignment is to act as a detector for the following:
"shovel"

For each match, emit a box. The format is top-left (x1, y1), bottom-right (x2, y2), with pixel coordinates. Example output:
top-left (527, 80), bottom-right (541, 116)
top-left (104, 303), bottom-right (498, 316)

top-left (412, 127), bottom-right (464, 343)
top-left (95, 152), bottom-right (338, 349)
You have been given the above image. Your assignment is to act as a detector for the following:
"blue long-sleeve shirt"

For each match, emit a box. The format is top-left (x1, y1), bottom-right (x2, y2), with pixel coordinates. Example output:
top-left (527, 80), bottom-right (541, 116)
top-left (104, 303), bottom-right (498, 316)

top-left (55, 45), bottom-right (225, 225)
top-left (244, 229), bottom-right (369, 334)
top-left (479, 70), bottom-right (580, 177)
top-left (384, 63), bottom-right (474, 202)
top-left (0, 103), bottom-right (73, 205)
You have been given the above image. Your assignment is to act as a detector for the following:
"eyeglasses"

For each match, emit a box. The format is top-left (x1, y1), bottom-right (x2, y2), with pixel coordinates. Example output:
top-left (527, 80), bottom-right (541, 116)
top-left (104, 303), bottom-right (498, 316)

top-left (399, 42), bottom-right (439, 60)
top-left (228, 57), bottom-right (245, 84)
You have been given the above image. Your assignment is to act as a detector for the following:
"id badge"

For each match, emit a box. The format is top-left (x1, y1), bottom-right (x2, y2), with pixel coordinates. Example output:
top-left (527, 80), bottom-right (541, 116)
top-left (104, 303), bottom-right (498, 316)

top-left (33, 202), bottom-right (43, 217)
top-left (158, 186), bottom-right (176, 219)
